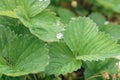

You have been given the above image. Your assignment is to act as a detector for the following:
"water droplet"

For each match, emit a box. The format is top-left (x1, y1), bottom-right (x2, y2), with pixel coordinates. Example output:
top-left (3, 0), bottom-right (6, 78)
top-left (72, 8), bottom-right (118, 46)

top-left (116, 61), bottom-right (120, 69)
top-left (62, 28), bottom-right (66, 31)
top-left (39, 0), bottom-right (43, 1)
top-left (48, 56), bottom-right (50, 59)
top-left (46, 62), bottom-right (49, 65)
top-left (104, 21), bottom-right (109, 25)
top-left (71, 17), bottom-right (76, 20)
top-left (39, 0), bottom-right (47, 2)
top-left (56, 33), bottom-right (63, 39)
top-left (56, 20), bottom-right (61, 26)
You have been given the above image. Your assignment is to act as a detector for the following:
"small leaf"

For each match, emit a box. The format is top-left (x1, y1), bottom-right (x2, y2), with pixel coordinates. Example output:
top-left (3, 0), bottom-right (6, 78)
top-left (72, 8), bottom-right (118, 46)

top-left (0, 27), bottom-right (49, 76)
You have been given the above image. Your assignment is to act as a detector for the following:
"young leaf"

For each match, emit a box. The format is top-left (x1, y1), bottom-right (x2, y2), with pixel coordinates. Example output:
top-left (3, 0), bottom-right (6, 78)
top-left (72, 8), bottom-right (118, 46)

top-left (64, 17), bottom-right (120, 61)
top-left (0, 27), bottom-right (49, 76)
top-left (46, 42), bottom-right (82, 75)
top-left (0, 0), bottom-right (50, 18)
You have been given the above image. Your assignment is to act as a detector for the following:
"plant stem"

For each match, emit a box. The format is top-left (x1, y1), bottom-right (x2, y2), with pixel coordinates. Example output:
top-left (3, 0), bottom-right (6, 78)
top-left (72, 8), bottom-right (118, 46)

top-left (86, 74), bottom-right (102, 80)
top-left (33, 74), bottom-right (37, 80)
top-left (24, 75), bottom-right (27, 80)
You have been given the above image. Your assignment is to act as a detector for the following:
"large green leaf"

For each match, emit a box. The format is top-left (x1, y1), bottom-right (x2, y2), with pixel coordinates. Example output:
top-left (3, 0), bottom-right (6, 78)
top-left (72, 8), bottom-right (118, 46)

top-left (46, 42), bottom-right (82, 75)
top-left (64, 17), bottom-right (120, 61)
top-left (17, 10), bottom-right (63, 42)
top-left (0, 0), bottom-right (50, 18)
top-left (0, 0), bottom-right (63, 42)
top-left (0, 27), bottom-right (49, 76)
top-left (46, 17), bottom-right (120, 75)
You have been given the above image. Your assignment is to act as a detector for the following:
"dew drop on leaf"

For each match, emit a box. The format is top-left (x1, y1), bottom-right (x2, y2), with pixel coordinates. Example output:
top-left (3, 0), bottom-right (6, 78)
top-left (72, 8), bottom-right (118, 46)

top-left (56, 20), bottom-right (61, 26)
top-left (56, 33), bottom-right (63, 39)
top-left (62, 28), bottom-right (66, 31)
top-left (39, 0), bottom-right (43, 1)
top-left (39, 0), bottom-right (47, 2)
top-left (71, 17), bottom-right (76, 21)
top-left (104, 21), bottom-right (109, 25)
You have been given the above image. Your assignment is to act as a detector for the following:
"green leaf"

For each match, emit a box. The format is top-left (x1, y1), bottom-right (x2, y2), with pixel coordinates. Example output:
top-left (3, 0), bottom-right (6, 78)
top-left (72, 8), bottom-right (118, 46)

top-left (100, 23), bottom-right (120, 40)
top-left (46, 17), bottom-right (120, 75)
top-left (0, 73), bottom-right (2, 78)
top-left (95, 0), bottom-right (120, 13)
top-left (0, 0), bottom-right (50, 18)
top-left (89, 12), bottom-right (106, 27)
top-left (0, 27), bottom-right (49, 76)
top-left (84, 58), bottom-right (119, 80)
top-left (17, 10), bottom-right (63, 42)
top-left (56, 8), bottom-right (75, 24)
top-left (0, 16), bottom-right (17, 27)
top-left (0, 1), bottom-right (63, 42)
top-left (0, 26), bottom-right (16, 56)
top-left (46, 42), bottom-right (82, 75)
top-left (1, 75), bottom-right (24, 80)
top-left (64, 17), bottom-right (120, 61)
top-left (0, 16), bottom-right (30, 35)
top-left (44, 75), bottom-right (61, 80)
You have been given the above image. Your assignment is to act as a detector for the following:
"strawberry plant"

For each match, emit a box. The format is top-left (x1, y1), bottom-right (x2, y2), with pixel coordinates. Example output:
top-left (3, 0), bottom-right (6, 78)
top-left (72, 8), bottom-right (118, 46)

top-left (0, 0), bottom-right (120, 80)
